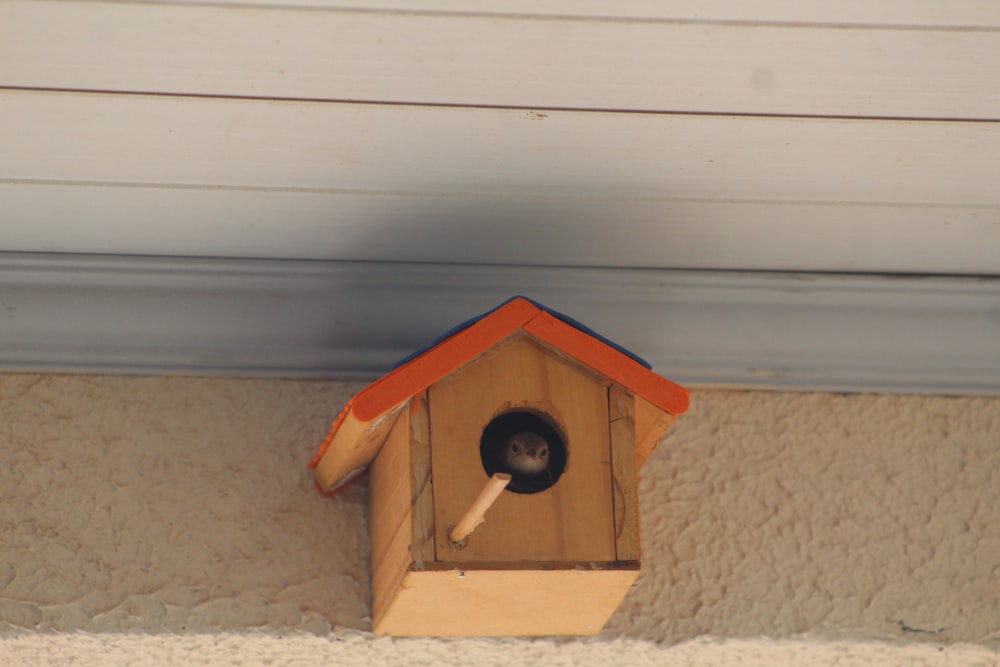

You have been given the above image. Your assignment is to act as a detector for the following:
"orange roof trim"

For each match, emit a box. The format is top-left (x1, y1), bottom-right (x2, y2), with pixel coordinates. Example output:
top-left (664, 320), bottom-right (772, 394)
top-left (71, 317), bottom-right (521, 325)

top-left (357, 297), bottom-right (688, 421)
top-left (309, 297), bottom-right (689, 471)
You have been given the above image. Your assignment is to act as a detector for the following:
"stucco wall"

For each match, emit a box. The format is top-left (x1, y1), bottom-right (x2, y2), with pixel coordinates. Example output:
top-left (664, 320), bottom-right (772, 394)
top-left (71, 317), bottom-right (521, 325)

top-left (1, 374), bottom-right (998, 665)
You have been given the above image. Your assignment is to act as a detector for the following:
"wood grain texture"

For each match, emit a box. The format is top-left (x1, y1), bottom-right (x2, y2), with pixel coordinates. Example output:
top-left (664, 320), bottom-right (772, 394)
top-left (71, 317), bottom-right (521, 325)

top-left (4, 2), bottom-right (1000, 118)
top-left (313, 405), bottom-right (405, 492)
top-left (523, 313), bottom-right (689, 416)
top-left (373, 567), bottom-right (639, 636)
top-left (447, 473), bottom-right (511, 546)
top-left (428, 336), bottom-right (616, 563)
top-left (409, 394), bottom-right (436, 567)
top-left (369, 406), bottom-right (414, 629)
top-left (4, 183), bottom-right (998, 274)
top-left (4, 91), bottom-right (999, 206)
top-left (634, 397), bottom-right (677, 469)
top-left (609, 386), bottom-right (640, 562)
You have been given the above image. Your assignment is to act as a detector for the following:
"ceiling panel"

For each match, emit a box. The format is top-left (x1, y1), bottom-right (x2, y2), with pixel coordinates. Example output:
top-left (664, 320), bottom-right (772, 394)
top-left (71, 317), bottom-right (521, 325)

top-left (4, 91), bottom-right (998, 203)
top-left (3, 183), bottom-right (999, 274)
top-left (150, 0), bottom-right (1000, 27)
top-left (1, 1), bottom-right (999, 389)
top-left (3, 1), bottom-right (1000, 119)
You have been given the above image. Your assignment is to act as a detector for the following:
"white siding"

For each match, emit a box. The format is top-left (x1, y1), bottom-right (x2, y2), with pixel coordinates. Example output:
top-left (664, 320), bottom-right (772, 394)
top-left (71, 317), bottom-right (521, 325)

top-left (1, 1), bottom-right (998, 388)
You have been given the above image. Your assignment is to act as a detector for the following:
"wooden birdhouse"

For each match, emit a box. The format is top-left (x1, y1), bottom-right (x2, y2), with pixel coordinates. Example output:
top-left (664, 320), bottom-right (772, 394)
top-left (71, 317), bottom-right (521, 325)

top-left (309, 297), bottom-right (689, 636)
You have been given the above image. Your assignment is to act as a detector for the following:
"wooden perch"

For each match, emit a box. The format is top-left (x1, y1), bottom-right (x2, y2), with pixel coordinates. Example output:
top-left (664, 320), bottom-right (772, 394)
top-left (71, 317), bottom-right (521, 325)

top-left (448, 472), bottom-right (511, 548)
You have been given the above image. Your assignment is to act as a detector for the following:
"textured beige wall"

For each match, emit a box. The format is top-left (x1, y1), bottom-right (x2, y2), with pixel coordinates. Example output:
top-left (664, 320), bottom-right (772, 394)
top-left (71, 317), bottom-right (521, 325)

top-left (1, 374), bottom-right (998, 665)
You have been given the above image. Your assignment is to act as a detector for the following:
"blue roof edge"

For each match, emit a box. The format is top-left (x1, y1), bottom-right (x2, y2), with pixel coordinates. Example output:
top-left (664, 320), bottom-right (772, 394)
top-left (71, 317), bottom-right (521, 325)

top-left (390, 296), bottom-right (652, 371)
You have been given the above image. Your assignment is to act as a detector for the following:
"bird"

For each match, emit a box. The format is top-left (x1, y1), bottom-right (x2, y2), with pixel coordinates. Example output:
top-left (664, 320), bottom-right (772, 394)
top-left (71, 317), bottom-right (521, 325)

top-left (503, 431), bottom-right (550, 477)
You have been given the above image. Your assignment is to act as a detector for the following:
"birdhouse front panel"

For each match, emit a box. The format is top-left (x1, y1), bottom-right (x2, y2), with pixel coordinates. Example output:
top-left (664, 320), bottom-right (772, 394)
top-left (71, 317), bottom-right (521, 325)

top-left (427, 334), bottom-right (618, 563)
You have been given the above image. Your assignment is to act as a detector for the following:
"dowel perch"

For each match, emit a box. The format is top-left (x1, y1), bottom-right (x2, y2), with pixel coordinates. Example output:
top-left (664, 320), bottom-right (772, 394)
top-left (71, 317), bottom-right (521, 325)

top-left (448, 472), bottom-right (512, 548)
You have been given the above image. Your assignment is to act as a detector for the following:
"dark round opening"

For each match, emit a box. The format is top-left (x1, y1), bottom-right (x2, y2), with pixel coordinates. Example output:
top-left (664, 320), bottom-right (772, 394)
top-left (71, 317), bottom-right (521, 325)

top-left (480, 409), bottom-right (567, 494)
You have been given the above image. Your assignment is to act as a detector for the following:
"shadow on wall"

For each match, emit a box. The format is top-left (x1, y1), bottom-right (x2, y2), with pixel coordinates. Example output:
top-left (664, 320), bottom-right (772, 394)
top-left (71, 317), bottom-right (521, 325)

top-left (326, 193), bottom-right (675, 269)
top-left (286, 193), bottom-right (692, 376)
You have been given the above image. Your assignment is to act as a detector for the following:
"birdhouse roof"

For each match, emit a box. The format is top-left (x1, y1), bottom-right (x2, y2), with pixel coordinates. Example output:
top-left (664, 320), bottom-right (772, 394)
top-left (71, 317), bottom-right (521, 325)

top-left (310, 296), bottom-right (689, 492)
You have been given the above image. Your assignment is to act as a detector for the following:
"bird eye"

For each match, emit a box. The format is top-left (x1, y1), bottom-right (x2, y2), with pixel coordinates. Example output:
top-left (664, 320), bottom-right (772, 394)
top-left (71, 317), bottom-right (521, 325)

top-left (511, 443), bottom-right (520, 453)
top-left (540, 448), bottom-right (548, 457)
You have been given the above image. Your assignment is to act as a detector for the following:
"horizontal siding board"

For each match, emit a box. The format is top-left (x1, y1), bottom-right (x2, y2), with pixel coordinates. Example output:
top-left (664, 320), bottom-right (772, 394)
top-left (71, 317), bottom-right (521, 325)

top-left (1, 252), bottom-right (998, 394)
top-left (2, 3), bottom-right (1000, 119)
top-left (3, 91), bottom-right (1000, 205)
top-left (3, 183), bottom-right (999, 274)
top-left (147, 0), bottom-right (1000, 28)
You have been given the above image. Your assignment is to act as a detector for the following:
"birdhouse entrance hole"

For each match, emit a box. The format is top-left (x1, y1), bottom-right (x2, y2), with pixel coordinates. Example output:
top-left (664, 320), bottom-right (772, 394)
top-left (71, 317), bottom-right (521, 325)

top-left (479, 409), bottom-right (567, 494)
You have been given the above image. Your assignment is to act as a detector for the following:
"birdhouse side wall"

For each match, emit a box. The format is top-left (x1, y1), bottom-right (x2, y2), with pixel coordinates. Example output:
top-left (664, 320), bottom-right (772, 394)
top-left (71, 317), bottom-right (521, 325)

top-left (634, 396), bottom-right (678, 468)
top-left (369, 395), bottom-right (435, 629)
top-left (609, 385), bottom-right (641, 561)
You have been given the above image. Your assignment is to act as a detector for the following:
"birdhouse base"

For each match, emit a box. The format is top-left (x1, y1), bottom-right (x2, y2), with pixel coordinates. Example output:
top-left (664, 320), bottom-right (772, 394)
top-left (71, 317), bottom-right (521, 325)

top-left (373, 563), bottom-right (639, 636)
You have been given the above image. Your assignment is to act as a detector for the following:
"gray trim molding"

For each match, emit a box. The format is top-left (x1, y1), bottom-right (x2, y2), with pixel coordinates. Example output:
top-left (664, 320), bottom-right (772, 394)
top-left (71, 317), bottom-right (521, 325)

top-left (1, 252), bottom-right (998, 395)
